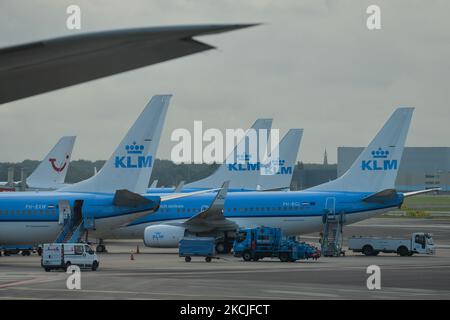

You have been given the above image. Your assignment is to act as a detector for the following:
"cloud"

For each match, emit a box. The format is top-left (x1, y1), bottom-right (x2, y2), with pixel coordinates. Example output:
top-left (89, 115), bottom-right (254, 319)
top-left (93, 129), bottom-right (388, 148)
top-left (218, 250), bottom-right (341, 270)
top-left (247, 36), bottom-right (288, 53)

top-left (0, 0), bottom-right (449, 163)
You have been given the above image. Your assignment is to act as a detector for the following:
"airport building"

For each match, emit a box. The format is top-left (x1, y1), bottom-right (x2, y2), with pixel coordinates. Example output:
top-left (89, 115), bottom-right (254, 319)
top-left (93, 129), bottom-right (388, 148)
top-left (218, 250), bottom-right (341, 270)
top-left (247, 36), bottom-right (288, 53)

top-left (338, 147), bottom-right (450, 192)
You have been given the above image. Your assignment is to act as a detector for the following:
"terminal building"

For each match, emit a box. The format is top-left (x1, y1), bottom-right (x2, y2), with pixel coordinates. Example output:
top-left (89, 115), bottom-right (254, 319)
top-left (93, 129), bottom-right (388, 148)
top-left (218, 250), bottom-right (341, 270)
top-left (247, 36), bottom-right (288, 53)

top-left (337, 147), bottom-right (450, 192)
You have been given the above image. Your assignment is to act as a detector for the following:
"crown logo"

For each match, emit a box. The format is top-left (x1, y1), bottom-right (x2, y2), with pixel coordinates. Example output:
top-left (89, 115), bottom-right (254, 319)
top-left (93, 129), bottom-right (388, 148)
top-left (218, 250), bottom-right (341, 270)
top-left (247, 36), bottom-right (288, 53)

top-left (125, 142), bottom-right (144, 154)
top-left (371, 148), bottom-right (389, 159)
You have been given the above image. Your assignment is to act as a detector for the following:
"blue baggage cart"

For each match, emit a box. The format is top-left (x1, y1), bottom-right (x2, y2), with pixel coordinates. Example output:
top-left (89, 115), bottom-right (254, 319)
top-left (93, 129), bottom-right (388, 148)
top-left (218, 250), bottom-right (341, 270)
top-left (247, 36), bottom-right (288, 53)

top-left (179, 237), bottom-right (217, 262)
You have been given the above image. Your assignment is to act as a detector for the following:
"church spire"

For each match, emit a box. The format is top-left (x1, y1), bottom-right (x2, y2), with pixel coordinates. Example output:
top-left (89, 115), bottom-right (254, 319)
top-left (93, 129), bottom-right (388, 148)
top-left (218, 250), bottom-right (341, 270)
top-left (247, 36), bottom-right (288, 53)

top-left (323, 149), bottom-right (328, 165)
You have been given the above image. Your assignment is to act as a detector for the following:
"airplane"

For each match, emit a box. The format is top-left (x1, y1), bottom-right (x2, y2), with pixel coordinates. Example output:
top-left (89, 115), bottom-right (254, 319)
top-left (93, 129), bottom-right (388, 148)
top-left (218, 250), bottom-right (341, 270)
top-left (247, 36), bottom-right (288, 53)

top-left (105, 107), bottom-right (436, 253)
top-left (0, 95), bottom-right (217, 246)
top-left (0, 136), bottom-right (76, 191)
top-left (93, 120), bottom-right (302, 252)
top-left (0, 24), bottom-right (258, 105)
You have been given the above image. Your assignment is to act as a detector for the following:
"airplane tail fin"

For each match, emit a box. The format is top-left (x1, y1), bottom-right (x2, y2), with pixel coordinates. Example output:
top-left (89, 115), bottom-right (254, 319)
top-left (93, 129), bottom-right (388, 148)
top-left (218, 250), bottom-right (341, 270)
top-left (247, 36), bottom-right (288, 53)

top-left (184, 118), bottom-right (273, 190)
top-left (26, 136), bottom-right (76, 188)
top-left (60, 95), bottom-right (171, 194)
top-left (309, 107), bottom-right (414, 193)
top-left (258, 129), bottom-right (303, 190)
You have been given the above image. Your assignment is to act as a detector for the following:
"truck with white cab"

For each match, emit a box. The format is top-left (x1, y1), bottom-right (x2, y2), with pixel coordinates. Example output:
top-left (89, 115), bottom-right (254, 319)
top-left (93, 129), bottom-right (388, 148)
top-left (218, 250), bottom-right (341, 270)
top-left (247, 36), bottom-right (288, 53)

top-left (348, 232), bottom-right (435, 257)
top-left (41, 243), bottom-right (99, 271)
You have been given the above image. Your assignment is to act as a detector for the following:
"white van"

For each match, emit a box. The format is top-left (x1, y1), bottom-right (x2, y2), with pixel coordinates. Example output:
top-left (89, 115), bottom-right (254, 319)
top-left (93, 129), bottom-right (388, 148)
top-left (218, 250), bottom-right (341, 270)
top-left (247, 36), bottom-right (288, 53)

top-left (41, 243), bottom-right (99, 272)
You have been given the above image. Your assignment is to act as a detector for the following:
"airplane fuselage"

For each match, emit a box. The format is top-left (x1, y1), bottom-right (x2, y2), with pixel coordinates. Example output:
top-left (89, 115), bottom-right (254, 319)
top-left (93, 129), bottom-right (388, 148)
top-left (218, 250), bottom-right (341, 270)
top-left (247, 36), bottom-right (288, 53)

top-left (0, 191), bottom-right (159, 245)
top-left (108, 190), bottom-right (404, 239)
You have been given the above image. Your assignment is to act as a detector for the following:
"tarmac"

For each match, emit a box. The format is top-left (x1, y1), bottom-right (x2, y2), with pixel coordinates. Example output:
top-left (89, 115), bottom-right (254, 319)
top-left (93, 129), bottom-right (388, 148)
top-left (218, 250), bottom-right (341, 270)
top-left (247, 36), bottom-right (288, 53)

top-left (0, 217), bottom-right (449, 300)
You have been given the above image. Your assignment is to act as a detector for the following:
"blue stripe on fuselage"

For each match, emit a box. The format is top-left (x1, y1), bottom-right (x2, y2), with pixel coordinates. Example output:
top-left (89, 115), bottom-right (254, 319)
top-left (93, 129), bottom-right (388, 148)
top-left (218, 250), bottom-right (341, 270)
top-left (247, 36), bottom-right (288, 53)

top-left (127, 190), bottom-right (403, 226)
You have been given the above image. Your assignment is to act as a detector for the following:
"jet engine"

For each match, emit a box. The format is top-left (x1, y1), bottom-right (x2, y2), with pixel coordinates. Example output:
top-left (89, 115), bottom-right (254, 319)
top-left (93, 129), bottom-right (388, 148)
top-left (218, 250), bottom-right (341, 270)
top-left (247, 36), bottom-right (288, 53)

top-left (144, 225), bottom-right (186, 247)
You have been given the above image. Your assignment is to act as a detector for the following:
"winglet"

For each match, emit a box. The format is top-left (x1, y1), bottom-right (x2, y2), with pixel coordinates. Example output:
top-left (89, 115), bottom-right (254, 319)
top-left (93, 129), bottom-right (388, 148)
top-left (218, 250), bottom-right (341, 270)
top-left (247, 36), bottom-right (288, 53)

top-left (174, 180), bottom-right (185, 193)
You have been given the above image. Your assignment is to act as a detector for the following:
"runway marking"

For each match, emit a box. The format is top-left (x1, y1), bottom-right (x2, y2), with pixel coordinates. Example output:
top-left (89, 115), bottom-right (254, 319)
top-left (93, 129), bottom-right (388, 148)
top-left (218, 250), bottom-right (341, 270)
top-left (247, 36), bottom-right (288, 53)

top-left (354, 224), bottom-right (450, 229)
top-left (0, 274), bottom-right (65, 289)
top-left (265, 290), bottom-right (339, 298)
top-left (2, 287), bottom-right (296, 300)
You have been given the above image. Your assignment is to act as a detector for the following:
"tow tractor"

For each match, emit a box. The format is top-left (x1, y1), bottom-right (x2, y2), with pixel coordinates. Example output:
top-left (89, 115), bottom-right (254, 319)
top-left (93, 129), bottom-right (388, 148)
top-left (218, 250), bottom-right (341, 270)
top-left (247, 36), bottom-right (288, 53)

top-left (233, 227), bottom-right (320, 262)
top-left (348, 232), bottom-right (435, 256)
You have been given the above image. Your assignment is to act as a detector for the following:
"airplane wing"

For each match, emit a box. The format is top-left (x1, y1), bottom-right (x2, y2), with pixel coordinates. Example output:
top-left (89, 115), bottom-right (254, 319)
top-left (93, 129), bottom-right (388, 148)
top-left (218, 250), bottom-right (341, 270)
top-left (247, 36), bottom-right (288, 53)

top-left (181, 181), bottom-right (238, 233)
top-left (0, 24), bottom-right (257, 105)
top-left (362, 187), bottom-right (441, 203)
top-left (362, 189), bottom-right (397, 203)
top-left (159, 187), bottom-right (221, 202)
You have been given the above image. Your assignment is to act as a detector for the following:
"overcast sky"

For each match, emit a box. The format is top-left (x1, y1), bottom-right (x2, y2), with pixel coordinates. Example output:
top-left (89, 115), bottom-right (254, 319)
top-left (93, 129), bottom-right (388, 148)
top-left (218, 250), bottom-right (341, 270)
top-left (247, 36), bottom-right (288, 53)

top-left (0, 0), bottom-right (449, 164)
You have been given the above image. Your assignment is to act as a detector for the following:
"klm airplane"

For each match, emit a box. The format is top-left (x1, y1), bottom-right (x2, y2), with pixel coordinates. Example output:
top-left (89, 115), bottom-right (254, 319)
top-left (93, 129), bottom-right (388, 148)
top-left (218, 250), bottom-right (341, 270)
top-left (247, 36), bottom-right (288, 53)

top-left (0, 95), bottom-right (214, 246)
top-left (98, 120), bottom-right (302, 252)
top-left (106, 108), bottom-right (434, 250)
top-left (0, 136), bottom-right (76, 191)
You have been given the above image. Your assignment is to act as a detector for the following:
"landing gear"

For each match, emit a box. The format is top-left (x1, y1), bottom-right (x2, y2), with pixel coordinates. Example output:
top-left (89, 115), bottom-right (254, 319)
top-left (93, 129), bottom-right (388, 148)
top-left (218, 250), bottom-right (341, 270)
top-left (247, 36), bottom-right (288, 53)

top-left (96, 240), bottom-right (107, 253)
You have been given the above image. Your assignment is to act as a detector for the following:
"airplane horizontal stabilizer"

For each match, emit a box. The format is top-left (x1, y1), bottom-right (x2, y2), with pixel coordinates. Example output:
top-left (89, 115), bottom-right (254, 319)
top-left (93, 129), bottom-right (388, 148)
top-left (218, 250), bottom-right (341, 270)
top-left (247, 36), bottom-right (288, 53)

top-left (403, 188), bottom-right (441, 198)
top-left (362, 189), bottom-right (397, 203)
top-left (113, 189), bottom-right (155, 207)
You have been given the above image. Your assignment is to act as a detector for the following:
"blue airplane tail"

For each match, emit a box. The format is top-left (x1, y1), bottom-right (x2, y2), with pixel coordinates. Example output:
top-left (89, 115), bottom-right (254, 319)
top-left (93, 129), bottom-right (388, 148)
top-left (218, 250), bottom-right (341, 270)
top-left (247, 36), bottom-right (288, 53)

top-left (60, 95), bottom-right (171, 194)
top-left (308, 107), bottom-right (414, 193)
top-left (258, 128), bottom-right (303, 190)
top-left (184, 118), bottom-right (273, 190)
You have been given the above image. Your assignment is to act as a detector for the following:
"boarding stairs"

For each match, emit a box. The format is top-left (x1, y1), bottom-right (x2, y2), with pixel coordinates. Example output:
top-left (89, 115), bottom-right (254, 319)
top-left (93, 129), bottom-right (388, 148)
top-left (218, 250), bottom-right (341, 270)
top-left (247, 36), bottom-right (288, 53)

top-left (321, 198), bottom-right (345, 257)
top-left (55, 200), bottom-right (91, 243)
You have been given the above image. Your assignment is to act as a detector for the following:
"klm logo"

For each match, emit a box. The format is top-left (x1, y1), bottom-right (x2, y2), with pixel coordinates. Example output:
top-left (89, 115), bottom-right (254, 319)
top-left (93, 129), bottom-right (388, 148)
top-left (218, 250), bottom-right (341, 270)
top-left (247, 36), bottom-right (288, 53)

top-left (152, 232), bottom-right (163, 240)
top-left (361, 148), bottom-right (397, 171)
top-left (228, 162), bottom-right (260, 172)
top-left (114, 142), bottom-right (152, 169)
top-left (228, 159), bottom-right (292, 175)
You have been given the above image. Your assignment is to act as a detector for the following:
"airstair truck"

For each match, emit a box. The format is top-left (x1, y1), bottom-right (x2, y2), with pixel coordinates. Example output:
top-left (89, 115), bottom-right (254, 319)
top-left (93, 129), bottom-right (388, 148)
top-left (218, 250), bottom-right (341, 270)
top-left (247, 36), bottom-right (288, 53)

top-left (348, 232), bottom-right (435, 256)
top-left (233, 227), bottom-right (320, 262)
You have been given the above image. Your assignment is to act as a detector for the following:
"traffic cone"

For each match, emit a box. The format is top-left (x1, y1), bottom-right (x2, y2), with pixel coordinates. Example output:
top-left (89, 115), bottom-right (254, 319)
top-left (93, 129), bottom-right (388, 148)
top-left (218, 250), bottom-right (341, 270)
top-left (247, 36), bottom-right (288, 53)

top-left (136, 245), bottom-right (140, 254)
top-left (130, 251), bottom-right (134, 260)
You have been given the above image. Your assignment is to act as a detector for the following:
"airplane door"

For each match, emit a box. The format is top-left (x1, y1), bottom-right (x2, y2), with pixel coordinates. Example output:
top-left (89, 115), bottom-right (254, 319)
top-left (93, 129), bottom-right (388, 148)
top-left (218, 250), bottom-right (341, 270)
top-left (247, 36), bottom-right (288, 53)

top-left (58, 200), bottom-right (71, 225)
top-left (325, 197), bottom-right (336, 219)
